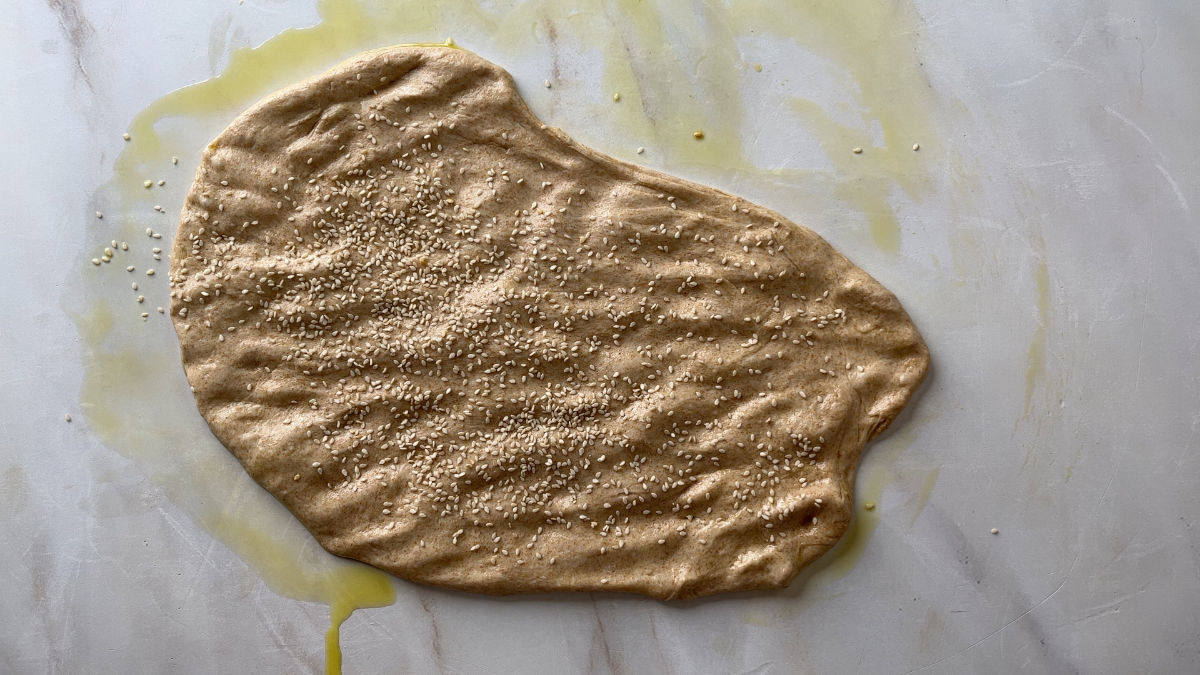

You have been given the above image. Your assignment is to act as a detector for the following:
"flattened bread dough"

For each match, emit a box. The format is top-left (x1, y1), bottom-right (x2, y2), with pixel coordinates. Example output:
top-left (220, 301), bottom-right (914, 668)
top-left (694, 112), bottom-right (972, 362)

top-left (170, 46), bottom-right (928, 599)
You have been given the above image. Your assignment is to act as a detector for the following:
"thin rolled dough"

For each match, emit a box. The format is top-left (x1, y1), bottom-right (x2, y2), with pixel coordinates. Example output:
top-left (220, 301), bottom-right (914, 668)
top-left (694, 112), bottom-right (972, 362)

top-left (170, 45), bottom-right (928, 599)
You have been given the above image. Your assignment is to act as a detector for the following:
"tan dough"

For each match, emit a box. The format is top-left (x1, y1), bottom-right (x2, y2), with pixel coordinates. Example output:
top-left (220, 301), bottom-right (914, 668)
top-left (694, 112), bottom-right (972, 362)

top-left (170, 45), bottom-right (928, 599)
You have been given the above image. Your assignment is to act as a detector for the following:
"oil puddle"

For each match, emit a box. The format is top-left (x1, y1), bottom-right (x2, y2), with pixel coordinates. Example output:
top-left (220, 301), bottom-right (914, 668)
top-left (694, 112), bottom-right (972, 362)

top-left (69, 1), bottom-right (945, 665)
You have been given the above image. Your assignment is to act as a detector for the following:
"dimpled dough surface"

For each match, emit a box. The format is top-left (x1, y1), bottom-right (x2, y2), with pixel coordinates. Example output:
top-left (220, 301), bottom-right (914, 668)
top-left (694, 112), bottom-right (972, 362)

top-left (170, 45), bottom-right (929, 600)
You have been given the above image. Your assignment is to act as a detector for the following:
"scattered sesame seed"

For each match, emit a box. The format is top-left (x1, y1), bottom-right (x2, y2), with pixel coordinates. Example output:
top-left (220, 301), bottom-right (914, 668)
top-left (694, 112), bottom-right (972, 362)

top-left (754, 64), bottom-right (763, 72)
top-left (912, 143), bottom-right (920, 151)
top-left (852, 147), bottom-right (863, 154)
top-left (95, 211), bottom-right (103, 219)
top-left (172, 156), bottom-right (179, 165)
top-left (636, 147), bottom-right (644, 154)
top-left (864, 501), bottom-right (875, 511)
top-left (143, 180), bottom-right (153, 189)
top-left (693, 130), bottom-right (705, 140)
top-left (991, 528), bottom-right (1000, 535)
top-left (64, 413), bottom-right (72, 422)
top-left (122, 133), bottom-right (131, 141)
top-left (145, 269), bottom-right (156, 276)
top-left (544, 79), bottom-right (551, 89)
top-left (612, 92), bottom-right (621, 102)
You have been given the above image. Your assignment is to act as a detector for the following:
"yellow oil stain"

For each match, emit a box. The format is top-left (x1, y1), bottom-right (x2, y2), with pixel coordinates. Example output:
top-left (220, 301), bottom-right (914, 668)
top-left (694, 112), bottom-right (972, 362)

top-left (908, 467), bottom-right (940, 529)
top-left (208, 516), bottom-right (395, 675)
top-left (588, 0), bottom-right (752, 171)
top-left (731, 0), bottom-right (938, 252)
top-left (540, 0), bottom-right (940, 255)
top-left (1024, 257), bottom-right (1050, 415)
top-left (73, 1), bottom-right (943, 665)
top-left (788, 97), bottom-right (907, 252)
top-left (805, 459), bottom-right (888, 582)
top-left (740, 609), bottom-right (773, 627)
top-left (819, 499), bottom-right (883, 580)
top-left (71, 299), bottom-right (395, 675)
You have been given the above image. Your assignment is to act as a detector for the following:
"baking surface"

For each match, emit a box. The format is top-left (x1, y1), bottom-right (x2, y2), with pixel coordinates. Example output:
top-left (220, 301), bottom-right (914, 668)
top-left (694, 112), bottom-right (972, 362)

top-left (3, 1), bottom-right (1198, 673)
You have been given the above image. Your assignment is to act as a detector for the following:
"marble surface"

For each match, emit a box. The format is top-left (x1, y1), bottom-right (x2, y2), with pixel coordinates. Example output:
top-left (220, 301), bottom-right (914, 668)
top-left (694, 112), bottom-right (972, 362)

top-left (3, 0), bottom-right (1199, 673)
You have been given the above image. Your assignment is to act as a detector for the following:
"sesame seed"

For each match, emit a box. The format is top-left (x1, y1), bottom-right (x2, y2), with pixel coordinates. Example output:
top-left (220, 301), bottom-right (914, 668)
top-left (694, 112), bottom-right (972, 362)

top-left (852, 147), bottom-right (863, 154)
top-left (693, 130), bottom-right (704, 140)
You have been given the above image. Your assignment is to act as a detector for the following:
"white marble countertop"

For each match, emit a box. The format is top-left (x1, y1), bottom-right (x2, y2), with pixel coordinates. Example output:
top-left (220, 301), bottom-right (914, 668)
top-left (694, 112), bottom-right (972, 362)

top-left (4, 1), bottom-right (1198, 673)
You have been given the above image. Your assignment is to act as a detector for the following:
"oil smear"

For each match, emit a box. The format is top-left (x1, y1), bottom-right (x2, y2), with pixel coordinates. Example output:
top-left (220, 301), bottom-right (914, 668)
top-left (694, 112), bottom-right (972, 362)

top-left (72, 1), bottom-right (942, 663)
top-left (734, 0), bottom-right (936, 252)
top-left (1025, 253), bottom-right (1051, 415)
top-left (812, 458), bottom-right (888, 581)
top-left (71, 300), bottom-right (395, 675)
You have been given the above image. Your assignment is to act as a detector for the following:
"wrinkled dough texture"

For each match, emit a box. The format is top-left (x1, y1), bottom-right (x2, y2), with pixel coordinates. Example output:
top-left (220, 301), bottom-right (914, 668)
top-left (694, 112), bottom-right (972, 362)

top-left (170, 46), bottom-right (928, 599)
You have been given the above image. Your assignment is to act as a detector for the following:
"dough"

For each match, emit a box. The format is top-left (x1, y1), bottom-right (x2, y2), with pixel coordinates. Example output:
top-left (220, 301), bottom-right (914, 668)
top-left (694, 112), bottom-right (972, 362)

top-left (170, 45), bottom-right (928, 599)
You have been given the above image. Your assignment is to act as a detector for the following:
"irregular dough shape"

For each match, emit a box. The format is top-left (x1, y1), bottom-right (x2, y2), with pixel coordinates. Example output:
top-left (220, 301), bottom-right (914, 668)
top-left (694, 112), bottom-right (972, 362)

top-left (170, 46), bottom-right (929, 599)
